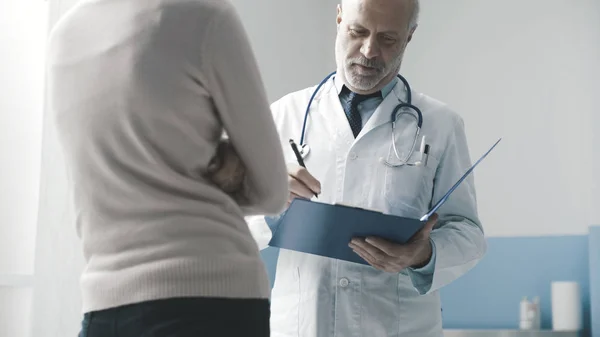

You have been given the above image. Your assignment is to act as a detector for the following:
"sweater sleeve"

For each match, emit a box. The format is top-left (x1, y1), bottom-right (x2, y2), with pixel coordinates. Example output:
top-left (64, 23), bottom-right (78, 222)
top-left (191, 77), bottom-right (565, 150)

top-left (201, 5), bottom-right (288, 216)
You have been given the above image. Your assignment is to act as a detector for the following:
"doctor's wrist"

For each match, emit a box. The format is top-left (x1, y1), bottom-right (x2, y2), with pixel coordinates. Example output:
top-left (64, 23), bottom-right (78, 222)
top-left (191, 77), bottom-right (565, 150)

top-left (410, 239), bottom-right (433, 269)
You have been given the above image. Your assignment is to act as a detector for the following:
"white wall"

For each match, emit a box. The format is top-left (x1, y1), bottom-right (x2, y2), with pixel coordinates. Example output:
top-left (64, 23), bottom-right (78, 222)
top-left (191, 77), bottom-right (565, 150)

top-left (0, 0), bottom-right (48, 336)
top-left (401, 0), bottom-right (600, 237)
top-left (227, 0), bottom-right (337, 102)
top-left (30, 1), bottom-right (336, 336)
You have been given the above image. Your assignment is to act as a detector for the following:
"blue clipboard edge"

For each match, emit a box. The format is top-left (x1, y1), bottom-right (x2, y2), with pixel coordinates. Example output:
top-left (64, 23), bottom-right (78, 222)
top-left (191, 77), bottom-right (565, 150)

top-left (420, 137), bottom-right (502, 221)
top-left (269, 200), bottom-right (417, 236)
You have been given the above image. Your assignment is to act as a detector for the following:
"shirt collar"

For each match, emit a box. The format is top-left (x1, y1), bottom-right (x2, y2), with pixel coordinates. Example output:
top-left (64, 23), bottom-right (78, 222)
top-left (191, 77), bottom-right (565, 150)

top-left (381, 76), bottom-right (398, 98)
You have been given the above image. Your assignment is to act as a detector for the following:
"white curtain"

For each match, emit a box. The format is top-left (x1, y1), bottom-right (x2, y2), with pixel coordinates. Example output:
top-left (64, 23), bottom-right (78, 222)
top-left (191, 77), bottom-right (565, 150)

top-left (31, 1), bottom-right (86, 336)
top-left (0, 0), bottom-right (49, 336)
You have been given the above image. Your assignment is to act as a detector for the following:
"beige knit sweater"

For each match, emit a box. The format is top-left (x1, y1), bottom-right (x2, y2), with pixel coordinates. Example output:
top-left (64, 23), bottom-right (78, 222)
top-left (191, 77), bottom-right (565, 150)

top-left (46, 0), bottom-right (288, 313)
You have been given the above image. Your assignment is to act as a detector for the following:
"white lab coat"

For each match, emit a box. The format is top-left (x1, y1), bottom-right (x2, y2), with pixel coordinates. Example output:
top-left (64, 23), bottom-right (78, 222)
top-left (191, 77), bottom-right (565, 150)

top-left (247, 76), bottom-right (486, 337)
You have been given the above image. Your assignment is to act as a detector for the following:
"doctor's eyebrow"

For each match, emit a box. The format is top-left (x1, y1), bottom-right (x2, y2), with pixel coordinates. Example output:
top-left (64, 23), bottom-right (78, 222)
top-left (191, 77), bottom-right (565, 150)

top-left (347, 23), bottom-right (400, 37)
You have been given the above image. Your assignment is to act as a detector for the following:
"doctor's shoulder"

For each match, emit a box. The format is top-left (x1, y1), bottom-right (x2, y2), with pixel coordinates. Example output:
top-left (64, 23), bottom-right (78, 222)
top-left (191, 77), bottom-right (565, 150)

top-left (414, 92), bottom-right (467, 134)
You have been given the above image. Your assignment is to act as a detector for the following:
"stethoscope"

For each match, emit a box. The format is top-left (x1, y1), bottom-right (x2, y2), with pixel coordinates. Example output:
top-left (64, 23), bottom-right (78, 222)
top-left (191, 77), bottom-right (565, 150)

top-left (298, 71), bottom-right (429, 167)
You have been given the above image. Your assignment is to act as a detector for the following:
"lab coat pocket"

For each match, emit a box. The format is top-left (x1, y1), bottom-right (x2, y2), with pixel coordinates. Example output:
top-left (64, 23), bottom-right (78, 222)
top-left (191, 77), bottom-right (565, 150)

top-left (383, 151), bottom-right (437, 218)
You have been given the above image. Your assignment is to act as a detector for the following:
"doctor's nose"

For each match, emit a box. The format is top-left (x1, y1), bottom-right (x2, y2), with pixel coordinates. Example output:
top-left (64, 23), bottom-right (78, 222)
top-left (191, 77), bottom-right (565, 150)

top-left (360, 37), bottom-right (381, 59)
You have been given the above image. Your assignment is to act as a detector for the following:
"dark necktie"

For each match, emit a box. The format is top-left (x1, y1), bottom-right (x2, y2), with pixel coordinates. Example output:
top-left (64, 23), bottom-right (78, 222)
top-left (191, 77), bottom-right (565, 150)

top-left (341, 87), bottom-right (381, 137)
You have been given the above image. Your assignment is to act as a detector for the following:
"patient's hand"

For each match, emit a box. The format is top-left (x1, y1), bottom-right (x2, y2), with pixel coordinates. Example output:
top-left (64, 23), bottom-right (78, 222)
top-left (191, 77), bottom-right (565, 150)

top-left (207, 139), bottom-right (246, 195)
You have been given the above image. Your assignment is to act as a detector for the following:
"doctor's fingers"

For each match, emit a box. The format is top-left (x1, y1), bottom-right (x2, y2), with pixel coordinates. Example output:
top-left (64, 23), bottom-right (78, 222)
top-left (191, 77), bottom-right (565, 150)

top-left (286, 164), bottom-right (321, 194)
top-left (424, 213), bottom-right (438, 231)
top-left (350, 240), bottom-right (404, 269)
top-left (353, 246), bottom-right (404, 273)
top-left (288, 175), bottom-right (319, 199)
top-left (353, 249), bottom-right (388, 271)
top-left (364, 237), bottom-right (403, 257)
top-left (410, 213), bottom-right (438, 242)
top-left (287, 192), bottom-right (303, 207)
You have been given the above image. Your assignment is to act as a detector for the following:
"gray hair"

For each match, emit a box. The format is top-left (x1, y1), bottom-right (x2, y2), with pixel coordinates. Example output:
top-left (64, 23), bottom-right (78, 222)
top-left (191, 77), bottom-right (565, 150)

top-left (341, 0), bottom-right (420, 30)
top-left (408, 0), bottom-right (420, 30)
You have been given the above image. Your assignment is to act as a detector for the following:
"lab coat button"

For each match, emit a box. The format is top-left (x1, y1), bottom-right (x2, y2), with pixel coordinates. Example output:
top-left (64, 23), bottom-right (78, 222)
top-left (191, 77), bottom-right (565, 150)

top-left (349, 152), bottom-right (357, 160)
top-left (339, 278), bottom-right (349, 287)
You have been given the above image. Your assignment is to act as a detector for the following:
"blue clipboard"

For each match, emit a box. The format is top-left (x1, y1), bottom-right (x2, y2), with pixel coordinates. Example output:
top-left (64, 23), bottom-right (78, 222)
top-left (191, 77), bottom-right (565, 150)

top-left (268, 200), bottom-right (424, 265)
top-left (268, 138), bottom-right (501, 264)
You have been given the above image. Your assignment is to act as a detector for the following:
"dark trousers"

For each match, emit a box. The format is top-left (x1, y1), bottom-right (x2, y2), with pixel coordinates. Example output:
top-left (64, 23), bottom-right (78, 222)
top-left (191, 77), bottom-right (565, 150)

top-left (78, 297), bottom-right (270, 337)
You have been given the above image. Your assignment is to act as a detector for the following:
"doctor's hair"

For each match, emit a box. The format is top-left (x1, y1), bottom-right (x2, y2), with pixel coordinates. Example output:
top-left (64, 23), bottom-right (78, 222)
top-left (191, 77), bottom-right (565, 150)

top-left (409, 0), bottom-right (420, 30)
top-left (340, 0), bottom-right (420, 30)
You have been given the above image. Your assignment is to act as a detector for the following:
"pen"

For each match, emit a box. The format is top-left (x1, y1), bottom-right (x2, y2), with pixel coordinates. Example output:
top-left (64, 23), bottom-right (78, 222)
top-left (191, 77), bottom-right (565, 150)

top-left (289, 139), bottom-right (318, 199)
top-left (422, 144), bottom-right (430, 166)
top-left (417, 135), bottom-right (430, 167)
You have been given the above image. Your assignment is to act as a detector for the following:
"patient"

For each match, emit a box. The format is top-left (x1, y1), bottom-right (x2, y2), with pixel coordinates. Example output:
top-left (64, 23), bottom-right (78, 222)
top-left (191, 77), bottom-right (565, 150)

top-left (46, 0), bottom-right (288, 336)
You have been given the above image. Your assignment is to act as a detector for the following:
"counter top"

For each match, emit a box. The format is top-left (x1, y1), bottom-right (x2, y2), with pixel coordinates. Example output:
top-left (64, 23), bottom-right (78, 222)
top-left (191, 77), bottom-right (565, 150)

top-left (443, 330), bottom-right (581, 337)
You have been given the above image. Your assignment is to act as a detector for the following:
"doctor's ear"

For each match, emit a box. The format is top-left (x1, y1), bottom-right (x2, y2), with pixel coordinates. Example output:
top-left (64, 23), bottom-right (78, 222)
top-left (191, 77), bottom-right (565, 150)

top-left (336, 4), bottom-right (342, 25)
top-left (407, 26), bottom-right (417, 43)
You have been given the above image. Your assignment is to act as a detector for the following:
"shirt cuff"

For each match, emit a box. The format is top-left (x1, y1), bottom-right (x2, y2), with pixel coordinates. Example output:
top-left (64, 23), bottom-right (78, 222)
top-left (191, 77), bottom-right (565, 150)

top-left (406, 238), bottom-right (437, 294)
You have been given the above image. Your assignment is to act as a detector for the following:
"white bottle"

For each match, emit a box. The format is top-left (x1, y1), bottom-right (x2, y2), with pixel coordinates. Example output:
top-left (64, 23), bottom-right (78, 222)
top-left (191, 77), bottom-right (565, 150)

top-left (552, 281), bottom-right (582, 331)
top-left (520, 297), bottom-right (533, 330)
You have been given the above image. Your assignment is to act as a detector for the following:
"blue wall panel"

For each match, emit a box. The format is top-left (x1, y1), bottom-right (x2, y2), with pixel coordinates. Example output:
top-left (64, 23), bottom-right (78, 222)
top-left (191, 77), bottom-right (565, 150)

top-left (440, 235), bottom-right (590, 333)
top-left (589, 226), bottom-right (600, 337)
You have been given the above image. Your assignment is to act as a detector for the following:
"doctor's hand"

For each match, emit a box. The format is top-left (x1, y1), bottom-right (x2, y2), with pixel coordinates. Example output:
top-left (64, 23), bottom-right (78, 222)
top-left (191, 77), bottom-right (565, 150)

top-left (286, 163), bottom-right (321, 207)
top-left (348, 213), bottom-right (439, 273)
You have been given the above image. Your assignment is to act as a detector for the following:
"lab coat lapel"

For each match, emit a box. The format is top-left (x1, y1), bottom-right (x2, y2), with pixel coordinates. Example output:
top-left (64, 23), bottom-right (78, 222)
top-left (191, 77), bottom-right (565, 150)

top-left (317, 82), bottom-right (357, 148)
top-left (357, 80), bottom-right (407, 141)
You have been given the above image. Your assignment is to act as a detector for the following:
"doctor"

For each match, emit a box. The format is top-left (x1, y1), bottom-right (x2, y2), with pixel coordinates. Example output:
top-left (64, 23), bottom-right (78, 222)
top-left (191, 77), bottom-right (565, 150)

top-left (248, 0), bottom-right (486, 336)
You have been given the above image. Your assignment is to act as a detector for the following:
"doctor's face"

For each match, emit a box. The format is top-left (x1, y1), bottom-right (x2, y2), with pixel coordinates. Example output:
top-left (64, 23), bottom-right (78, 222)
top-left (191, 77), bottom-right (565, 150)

top-left (335, 0), bottom-right (416, 94)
